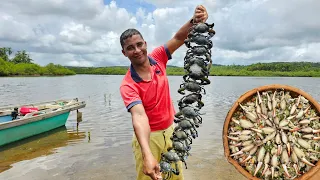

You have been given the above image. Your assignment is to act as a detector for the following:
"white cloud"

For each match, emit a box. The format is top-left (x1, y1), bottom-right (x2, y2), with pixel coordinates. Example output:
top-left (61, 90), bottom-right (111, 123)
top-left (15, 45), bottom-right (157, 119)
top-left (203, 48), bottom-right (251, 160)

top-left (59, 22), bottom-right (94, 45)
top-left (0, 13), bottom-right (35, 42)
top-left (87, 1), bottom-right (137, 32)
top-left (0, 0), bottom-right (319, 67)
top-left (66, 60), bottom-right (95, 67)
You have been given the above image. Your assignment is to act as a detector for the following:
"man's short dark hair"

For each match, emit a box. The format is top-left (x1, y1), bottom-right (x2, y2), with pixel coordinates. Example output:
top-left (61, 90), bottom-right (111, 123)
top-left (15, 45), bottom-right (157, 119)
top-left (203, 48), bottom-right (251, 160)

top-left (120, 28), bottom-right (144, 49)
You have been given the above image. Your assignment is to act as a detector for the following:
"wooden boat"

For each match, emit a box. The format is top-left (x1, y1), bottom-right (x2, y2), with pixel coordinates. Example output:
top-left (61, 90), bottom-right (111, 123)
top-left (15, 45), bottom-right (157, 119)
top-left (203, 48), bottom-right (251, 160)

top-left (0, 98), bottom-right (86, 147)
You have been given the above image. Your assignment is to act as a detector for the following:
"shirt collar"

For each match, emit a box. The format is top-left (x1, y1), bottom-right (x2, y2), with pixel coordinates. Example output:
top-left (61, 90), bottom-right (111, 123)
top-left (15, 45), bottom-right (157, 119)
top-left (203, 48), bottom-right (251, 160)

top-left (130, 56), bottom-right (157, 83)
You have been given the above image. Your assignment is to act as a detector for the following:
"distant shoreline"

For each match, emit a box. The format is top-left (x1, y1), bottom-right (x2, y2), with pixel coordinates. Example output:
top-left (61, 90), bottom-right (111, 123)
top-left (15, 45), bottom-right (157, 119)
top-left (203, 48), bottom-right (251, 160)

top-left (1, 61), bottom-right (320, 77)
top-left (65, 62), bottom-right (320, 77)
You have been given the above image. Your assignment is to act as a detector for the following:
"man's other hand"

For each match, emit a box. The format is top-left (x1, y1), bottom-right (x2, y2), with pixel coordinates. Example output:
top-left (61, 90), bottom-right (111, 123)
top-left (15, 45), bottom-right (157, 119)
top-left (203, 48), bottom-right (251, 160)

top-left (143, 154), bottom-right (161, 180)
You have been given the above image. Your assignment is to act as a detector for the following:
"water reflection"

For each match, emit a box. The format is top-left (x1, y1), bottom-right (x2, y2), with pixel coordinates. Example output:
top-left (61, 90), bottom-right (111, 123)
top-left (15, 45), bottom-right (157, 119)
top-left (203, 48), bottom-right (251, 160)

top-left (0, 126), bottom-right (86, 173)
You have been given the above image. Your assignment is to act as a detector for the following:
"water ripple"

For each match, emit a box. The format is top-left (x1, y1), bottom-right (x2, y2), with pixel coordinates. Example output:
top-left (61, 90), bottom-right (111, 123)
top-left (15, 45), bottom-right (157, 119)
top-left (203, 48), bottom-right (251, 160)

top-left (1, 75), bottom-right (320, 180)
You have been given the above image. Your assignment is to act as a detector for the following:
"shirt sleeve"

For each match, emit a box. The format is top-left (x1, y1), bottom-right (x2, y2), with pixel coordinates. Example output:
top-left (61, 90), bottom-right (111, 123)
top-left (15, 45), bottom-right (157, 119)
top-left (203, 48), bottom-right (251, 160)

top-left (149, 44), bottom-right (172, 67)
top-left (120, 84), bottom-right (142, 112)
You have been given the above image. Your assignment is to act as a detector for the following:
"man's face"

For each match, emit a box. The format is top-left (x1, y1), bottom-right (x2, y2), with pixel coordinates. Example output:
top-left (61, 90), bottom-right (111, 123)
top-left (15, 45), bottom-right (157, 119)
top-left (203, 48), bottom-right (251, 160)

top-left (122, 34), bottom-right (148, 65)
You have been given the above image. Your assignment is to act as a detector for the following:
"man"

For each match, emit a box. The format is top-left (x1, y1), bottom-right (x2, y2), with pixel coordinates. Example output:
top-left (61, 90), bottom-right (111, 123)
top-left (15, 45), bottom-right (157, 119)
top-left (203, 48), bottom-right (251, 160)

top-left (119, 5), bottom-right (209, 180)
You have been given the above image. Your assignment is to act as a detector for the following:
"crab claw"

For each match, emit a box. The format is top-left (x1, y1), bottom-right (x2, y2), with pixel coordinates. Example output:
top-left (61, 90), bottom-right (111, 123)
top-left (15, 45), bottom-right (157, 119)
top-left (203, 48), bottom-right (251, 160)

top-left (271, 167), bottom-right (275, 179)
top-left (233, 142), bottom-right (243, 147)
top-left (277, 145), bottom-right (282, 155)
top-left (282, 164), bottom-right (291, 178)
top-left (230, 151), bottom-right (243, 157)
top-left (231, 117), bottom-right (240, 125)
top-left (227, 136), bottom-right (239, 141)
top-left (257, 91), bottom-right (262, 104)
top-left (302, 134), bottom-right (320, 140)
top-left (273, 109), bottom-right (276, 118)
top-left (261, 166), bottom-right (269, 176)
top-left (293, 164), bottom-right (301, 175)
top-left (231, 144), bottom-right (255, 157)
top-left (286, 143), bottom-right (291, 156)
top-left (301, 157), bottom-right (315, 167)
top-left (293, 145), bottom-right (316, 167)
top-left (314, 129), bottom-right (320, 133)
top-left (289, 127), bottom-right (300, 132)
top-left (258, 113), bottom-right (268, 120)
top-left (314, 136), bottom-right (320, 140)
top-left (254, 162), bottom-right (263, 176)
top-left (241, 155), bottom-right (252, 164)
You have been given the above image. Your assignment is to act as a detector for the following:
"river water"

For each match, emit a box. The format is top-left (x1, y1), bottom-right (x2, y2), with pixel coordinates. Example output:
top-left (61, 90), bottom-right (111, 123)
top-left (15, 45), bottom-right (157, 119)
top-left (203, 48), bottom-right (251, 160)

top-left (0, 75), bottom-right (320, 180)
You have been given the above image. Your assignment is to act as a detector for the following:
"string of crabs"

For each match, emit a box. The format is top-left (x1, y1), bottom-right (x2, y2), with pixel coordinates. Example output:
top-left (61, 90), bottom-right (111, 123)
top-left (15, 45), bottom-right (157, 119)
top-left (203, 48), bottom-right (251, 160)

top-left (158, 22), bottom-right (215, 179)
top-left (228, 89), bottom-right (320, 179)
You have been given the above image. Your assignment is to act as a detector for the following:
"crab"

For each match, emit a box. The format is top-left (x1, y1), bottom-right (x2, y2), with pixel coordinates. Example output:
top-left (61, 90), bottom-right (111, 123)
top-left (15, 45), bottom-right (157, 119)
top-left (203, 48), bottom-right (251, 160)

top-left (172, 140), bottom-right (191, 153)
top-left (174, 118), bottom-right (199, 138)
top-left (178, 93), bottom-right (204, 108)
top-left (184, 34), bottom-right (213, 49)
top-left (178, 81), bottom-right (206, 95)
top-left (159, 161), bottom-right (179, 180)
top-left (171, 143), bottom-right (190, 169)
top-left (178, 93), bottom-right (204, 109)
top-left (160, 149), bottom-right (181, 178)
top-left (189, 22), bottom-right (215, 36)
top-left (185, 45), bottom-right (211, 59)
top-left (184, 55), bottom-right (211, 72)
top-left (171, 130), bottom-right (193, 147)
top-left (175, 105), bottom-right (203, 125)
top-left (183, 63), bottom-right (211, 85)
top-left (169, 145), bottom-right (189, 169)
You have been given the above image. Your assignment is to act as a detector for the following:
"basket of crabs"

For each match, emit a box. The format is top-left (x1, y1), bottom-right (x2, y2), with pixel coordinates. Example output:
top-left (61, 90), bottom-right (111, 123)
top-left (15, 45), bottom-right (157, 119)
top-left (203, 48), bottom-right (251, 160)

top-left (223, 84), bottom-right (320, 180)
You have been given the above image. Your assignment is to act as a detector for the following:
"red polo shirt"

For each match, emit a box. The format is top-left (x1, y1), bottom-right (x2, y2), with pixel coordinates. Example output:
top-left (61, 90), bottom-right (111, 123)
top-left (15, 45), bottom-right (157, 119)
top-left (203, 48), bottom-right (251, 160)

top-left (120, 44), bottom-right (175, 132)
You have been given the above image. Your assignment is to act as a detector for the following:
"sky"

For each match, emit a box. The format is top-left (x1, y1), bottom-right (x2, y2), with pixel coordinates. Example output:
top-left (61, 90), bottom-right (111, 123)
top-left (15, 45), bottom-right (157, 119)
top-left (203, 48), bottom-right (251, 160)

top-left (0, 0), bottom-right (319, 67)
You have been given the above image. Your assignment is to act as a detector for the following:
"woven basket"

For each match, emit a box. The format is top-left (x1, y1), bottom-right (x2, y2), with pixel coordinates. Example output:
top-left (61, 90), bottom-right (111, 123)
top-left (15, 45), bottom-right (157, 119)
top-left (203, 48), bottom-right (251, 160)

top-left (223, 84), bottom-right (320, 180)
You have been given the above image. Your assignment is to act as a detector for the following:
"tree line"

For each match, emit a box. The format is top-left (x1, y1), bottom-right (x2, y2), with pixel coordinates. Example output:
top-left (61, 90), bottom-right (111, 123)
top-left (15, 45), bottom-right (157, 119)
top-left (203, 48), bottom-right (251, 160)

top-left (0, 47), bottom-right (75, 76)
top-left (68, 62), bottom-right (320, 77)
top-left (1, 46), bottom-right (320, 77)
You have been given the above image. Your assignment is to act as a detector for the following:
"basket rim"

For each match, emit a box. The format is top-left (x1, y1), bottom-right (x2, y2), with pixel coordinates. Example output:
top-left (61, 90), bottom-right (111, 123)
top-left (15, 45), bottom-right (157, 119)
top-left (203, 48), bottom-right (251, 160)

top-left (222, 84), bottom-right (320, 180)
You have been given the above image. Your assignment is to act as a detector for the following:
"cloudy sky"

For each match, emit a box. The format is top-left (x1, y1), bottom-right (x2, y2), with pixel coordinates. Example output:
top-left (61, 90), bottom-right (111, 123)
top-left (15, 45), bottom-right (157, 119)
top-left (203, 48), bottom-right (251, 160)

top-left (0, 0), bottom-right (319, 67)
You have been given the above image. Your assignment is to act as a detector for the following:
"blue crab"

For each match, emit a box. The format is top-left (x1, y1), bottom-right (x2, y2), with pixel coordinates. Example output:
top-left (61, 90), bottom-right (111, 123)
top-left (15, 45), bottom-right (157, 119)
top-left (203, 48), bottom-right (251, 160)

top-left (174, 118), bottom-right (199, 138)
top-left (184, 34), bottom-right (213, 49)
top-left (171, 130), bottom-right (193, 147)
top-left (185, 45), bottom-right (211, 58)
top-left (159, 161), bottom-right (179, 180)
top-left (183, 63), bottom-right (210, 85)
top-left (178, 81), bottom-right (206, 95)
top-left (175, 105), bottom-right (203, 126)
top-left (189, 22), bottom-right (215, 37)
top-left (184, 54), bottom-right (212, 73)
top-left (178, 93), bottom-right (204, 109)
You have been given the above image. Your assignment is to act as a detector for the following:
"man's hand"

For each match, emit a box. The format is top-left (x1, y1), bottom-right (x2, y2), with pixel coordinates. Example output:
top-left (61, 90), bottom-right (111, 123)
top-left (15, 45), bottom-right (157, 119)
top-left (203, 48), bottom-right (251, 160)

top-left (193, 5), bottom-right (208, 23)
top-left (143, 154), bottom-right (162, 180)
top-left (166, 5), bottom-right (209, 55)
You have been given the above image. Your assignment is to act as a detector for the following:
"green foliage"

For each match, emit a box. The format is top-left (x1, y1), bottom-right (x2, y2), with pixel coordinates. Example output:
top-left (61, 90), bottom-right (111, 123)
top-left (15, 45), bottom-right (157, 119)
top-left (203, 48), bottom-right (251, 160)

top-left (0, 57), bottom-right (75, 77)
top-left (44, 63), bottom-right (75, 75)
top-left (0, 47), bottom-right (32, 63)
top-left (11, 50), bottom-right (33, 64)
top-left (11, 63), bottom-right (42, 75)
top-left (0, 47), bottom-right (13, 62)
top-left (0, 47), bottom-right (75, 77)
top-left (0, 57), bottom-right (10, 76)
top-left (67, 62), bottom-right (320, 77)
top-left (66, 66), bottom-right (128, 75)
